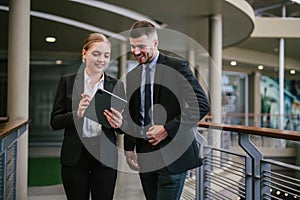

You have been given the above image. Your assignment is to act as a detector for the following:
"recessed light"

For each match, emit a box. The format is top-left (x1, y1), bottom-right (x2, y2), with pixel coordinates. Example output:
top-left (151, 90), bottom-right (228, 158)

top-left (56, 60), bottom-right (62, 65)
top-left (45, 36), bottom-right (56, 43)
top-left (290, 69), bottom-right (296, 74)
top-left (258, 65), bottom-right (264, 70)
top-left (230, 61), bottom-right (237, 66)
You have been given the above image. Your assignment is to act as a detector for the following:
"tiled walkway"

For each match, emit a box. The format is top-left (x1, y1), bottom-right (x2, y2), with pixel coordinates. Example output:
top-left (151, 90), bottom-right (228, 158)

top-left (28, 146), bottom-right (146, 200)
top-left (28, 171), bottom-right (145, 200)
top-left (27, 146), bottom-right (195, 200)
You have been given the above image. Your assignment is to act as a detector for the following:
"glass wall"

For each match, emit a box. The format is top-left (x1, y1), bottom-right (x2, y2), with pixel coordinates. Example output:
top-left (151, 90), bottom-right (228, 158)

top-left (29, 59), bottom-right (80, 145)
top-left (222, 71), bottom-right (248, 125)
top-left (261, 75), bottom-right (300, 131)
top-left (221, 71), bottom-right (248, 148)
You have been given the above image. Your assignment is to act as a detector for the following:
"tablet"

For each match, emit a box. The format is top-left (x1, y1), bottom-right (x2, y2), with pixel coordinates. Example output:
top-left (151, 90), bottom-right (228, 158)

top-left (83, 88), bottom-right (127, 128)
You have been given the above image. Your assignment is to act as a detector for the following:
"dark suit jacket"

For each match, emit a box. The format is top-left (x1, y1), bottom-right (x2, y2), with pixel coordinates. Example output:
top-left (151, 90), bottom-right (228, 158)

top-left (124, 53), bottom-right (210, 173)
top-left (50, 71), bottom-right (124, 168)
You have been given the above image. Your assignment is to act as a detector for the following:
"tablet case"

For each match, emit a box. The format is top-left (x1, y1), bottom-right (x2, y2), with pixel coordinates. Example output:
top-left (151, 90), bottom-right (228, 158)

top-left (84, 89), bottom-right (127, 128)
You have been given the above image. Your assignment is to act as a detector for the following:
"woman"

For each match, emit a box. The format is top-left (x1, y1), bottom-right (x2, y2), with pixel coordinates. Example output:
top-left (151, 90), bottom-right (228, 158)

top-left (50, 33), bottom-right (124, 200)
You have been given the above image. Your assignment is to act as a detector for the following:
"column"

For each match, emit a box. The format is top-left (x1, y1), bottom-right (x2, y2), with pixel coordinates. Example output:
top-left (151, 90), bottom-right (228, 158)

top-left (119, 42), bottom-right (127, 78)
top-left (117, 42), bottom-right (127, 152)
top-left (279, 5), bottom-right (286, 130)
top-left (209, 14), bottom-right (222, 150)
top-left (279, 38), bottom-right (285, 130)
top-left (253, 71), bottom-right (261, 127)
top-left (7, 0), bottom-right (30, 199)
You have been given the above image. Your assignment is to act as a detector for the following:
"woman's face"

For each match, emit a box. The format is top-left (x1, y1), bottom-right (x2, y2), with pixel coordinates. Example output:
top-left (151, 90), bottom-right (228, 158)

top-left (82, 41), bottom-right (111, 75)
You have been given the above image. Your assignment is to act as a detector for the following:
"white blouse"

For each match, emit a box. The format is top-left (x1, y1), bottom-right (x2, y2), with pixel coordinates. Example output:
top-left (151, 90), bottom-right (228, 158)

top-left (82, 69), bottom-right (104, 137)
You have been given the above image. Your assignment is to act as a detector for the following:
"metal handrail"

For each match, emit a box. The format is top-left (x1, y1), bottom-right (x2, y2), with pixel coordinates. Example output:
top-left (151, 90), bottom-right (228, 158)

top-left (198, 121), bottom-right (300, 141)
top-left (181, 122), bottom-right (300, 200)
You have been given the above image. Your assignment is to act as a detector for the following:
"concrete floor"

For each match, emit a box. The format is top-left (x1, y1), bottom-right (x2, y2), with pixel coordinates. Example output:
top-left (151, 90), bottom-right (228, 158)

top-left (28, 172), bottom-right (196, 200)
top-left (28, 146), bottom-right (146, 200)
top-left (28, 171), bottom-right (145, 200)
top-left (27, 146), bottom-right (195, 200)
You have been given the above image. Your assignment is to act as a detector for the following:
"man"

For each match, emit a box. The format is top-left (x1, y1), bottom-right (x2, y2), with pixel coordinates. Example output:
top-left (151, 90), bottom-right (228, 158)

top-left (123, 20), bottom-right (210, 200)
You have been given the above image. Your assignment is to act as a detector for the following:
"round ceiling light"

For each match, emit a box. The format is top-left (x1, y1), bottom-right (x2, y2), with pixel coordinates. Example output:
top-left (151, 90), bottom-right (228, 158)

top-left (45, 36), bottom-right (56, 43)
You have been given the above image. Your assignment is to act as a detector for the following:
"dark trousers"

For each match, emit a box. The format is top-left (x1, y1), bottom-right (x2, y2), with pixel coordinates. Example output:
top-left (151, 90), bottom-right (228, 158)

top-left (139, 168), bottom-right (187, 200)
top-left (61, 147), bottom-right (117, 200)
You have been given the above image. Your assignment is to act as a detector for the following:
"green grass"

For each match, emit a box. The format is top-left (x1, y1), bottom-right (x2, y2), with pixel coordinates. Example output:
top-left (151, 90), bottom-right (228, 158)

top-left (28, 157), bottom-right (62, 186)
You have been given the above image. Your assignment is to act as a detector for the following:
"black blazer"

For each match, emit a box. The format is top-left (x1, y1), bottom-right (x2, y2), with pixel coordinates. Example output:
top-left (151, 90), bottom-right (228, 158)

top-left (124, 53), bottom-right (210, 173)
top-left (50, 71), bottom-right (125, 168)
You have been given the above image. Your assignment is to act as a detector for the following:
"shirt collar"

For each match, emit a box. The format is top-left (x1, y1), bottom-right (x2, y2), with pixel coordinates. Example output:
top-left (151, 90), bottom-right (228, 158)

top-left (147, 51), bottom-right (159, 70)
top-left (84, 68), bottom-right (104, 85)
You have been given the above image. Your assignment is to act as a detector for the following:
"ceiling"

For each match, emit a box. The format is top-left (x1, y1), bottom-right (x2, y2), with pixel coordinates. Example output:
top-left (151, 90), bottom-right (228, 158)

top-left (239, 0), bottom-right (300, 61)
top-left (0, 0), bottom-right (299, 75)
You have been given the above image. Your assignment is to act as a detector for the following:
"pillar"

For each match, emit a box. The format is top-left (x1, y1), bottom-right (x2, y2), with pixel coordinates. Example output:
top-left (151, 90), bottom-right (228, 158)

top-left (119, 42), bottom-right (127, 78)
top-left (208, 14), bottom-right (222, 150)
top-left (7, 0), bottom-right (30, 199)
top-left (117, 42), bottom-right (127, 152)
top-left (279, 4), bottom-right (286, 130)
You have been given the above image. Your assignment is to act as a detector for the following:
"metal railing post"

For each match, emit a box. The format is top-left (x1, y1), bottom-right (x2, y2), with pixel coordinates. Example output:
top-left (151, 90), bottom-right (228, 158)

top-left (260, 162), bottom-right (271, 199)
top-left (239, 133), bottom-right (263, 200)
top-left (245, 156), bottom-right (253, 200)
top-left (195, 130), bottom-right (207, 200)
top-left (196, 166), bottom-right (203, 200)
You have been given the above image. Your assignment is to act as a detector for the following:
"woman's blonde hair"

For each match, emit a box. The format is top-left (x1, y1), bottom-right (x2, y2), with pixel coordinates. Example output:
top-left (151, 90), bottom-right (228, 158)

top-left (82, 33), bottom-right (111, 51)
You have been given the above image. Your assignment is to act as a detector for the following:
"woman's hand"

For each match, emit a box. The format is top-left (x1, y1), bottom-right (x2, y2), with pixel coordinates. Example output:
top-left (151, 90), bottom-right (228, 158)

top-left (104, 107), bottom-right (123, 129)
top-left (125, 150), bottom-right (140, 171)
top-left (77, 93), bottom-right (91, 117)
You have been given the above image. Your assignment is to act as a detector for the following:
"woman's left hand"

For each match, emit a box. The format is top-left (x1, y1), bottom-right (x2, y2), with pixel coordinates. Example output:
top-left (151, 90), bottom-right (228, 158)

top-left (103, 107), bottom-right (123, 129)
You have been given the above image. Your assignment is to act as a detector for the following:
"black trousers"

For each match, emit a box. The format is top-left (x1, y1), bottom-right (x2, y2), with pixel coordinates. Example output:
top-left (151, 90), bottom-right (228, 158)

top-left (139, 168), bottom-right (187, 200)
top-left (61, 146), bottom-right (117, 200)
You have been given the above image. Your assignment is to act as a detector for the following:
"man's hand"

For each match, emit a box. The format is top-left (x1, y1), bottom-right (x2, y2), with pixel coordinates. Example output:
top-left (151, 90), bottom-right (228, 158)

top-left (146, 125), bottom-right (168, 146)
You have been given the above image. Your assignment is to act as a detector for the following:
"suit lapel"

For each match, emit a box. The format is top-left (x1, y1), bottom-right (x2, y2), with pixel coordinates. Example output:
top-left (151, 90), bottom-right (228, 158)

top-left (153, 53), bottom-right (166, 104)
top-left (73, 71), bottom-right (84, 109)
top-left (104, 73), bottom-right (114, 92)
top-left (127, 64), bottom-right (143, 124)
top-left (134, 64), bottom-right (143, 113)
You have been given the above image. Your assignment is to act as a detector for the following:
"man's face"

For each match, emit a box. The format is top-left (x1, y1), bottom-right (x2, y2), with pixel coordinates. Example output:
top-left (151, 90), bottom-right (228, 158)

top-left (129, 35), bottom-right (158, 64)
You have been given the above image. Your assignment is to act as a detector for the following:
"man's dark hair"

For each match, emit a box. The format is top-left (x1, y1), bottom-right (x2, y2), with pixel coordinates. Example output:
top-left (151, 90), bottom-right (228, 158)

top-left (129, 20), bottom-right (157, 38)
